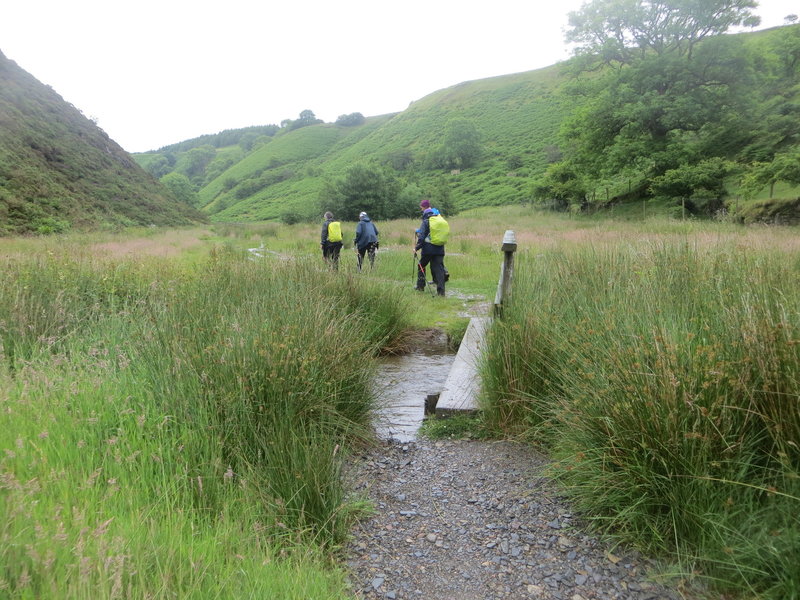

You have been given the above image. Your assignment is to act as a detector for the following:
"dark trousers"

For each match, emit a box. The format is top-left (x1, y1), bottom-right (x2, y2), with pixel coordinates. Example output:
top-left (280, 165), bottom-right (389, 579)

top-left (416, 253), bottom-right (445, 296)
top-left (356, 242), bottom-right (377, 271)
top-left (322, 242), bottom-right (342, 269)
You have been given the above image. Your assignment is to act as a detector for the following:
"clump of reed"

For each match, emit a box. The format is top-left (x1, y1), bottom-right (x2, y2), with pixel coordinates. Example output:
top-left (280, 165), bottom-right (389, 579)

top-left (0, 249), bottom-right (409, 598)
top-left (482, 241), bottom-right (799, 598)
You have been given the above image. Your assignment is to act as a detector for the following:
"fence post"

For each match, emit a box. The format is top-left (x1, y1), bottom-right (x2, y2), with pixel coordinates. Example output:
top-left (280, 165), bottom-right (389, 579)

top-left (494, 230), bottom-right (517, 318)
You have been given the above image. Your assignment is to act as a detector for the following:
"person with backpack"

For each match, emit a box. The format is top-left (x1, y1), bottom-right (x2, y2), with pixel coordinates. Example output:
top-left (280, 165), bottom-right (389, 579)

top-left (430, 207), bottom-right (450, 283)
top-left (414, 198), bottom-right (449, 296)
top-left (354, 211), bottom-right (379, 271)
top-left (320, 211), bottom-right (343, 270)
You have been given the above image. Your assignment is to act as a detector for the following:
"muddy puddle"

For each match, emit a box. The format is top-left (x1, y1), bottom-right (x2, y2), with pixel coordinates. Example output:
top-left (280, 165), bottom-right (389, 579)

top-left (372, 352), bottom-right (455, 442)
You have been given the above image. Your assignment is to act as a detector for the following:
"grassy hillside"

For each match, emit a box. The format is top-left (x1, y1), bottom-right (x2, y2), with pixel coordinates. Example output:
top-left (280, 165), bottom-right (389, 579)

top-left (317, 66), bottom-right (574, 210)
top-left (201, 118), bottom-right (394, 220)
top-left (135, 65), bottom-right (573, 223)
top-left (133, 25), bottom-right (799, 226)
top-left (0, 50), bottom-right (205, 235)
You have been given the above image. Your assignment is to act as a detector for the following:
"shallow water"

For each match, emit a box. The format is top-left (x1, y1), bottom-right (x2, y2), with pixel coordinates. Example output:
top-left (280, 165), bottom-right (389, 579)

top-left (372, 352), bottom-right (455, 442)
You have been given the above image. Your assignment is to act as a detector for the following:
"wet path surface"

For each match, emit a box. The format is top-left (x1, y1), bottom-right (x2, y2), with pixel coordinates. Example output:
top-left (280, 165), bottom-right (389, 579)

top-left (372, 352), bottom-right (454, 442)
top-left (345, 440), bottom-right (684, 600)
top-left (349, 321), bottom-right (685, 599)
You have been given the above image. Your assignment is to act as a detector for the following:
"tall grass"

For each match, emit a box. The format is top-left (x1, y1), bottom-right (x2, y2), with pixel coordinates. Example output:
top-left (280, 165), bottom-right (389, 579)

top-left (482, 241), bottom-right (800, 598)
top-left (0, 247), bottom-right (411, 598)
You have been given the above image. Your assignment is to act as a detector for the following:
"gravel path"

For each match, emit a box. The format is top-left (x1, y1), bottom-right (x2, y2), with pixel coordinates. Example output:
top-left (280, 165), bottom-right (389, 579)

top-left (345, 438), bottom-right (684, 600)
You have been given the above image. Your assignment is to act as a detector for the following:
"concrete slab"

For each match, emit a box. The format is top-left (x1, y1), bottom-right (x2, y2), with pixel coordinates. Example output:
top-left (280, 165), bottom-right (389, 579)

top-left (434, 317), bottom-right (490, 415)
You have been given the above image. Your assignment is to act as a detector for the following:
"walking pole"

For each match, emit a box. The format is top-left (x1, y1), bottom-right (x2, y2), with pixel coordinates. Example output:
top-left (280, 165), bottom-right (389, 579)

top-left (412, 231), bottom-right (418, 286)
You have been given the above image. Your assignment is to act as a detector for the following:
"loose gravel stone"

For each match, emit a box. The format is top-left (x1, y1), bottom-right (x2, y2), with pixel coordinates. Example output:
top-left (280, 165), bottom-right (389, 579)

top-left (345, 438), bottom-right (686, 599)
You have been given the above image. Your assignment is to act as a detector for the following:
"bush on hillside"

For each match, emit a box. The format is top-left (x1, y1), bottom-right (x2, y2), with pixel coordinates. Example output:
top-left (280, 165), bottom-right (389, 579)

top-left (426, 118), bottom-right (482, 171)
top-left (335, 112), bottom-right (366, 126)
top-left (649, 158), bottom-right (736, 215)
top-left (530, 162), bottom-right (587, 210)
top-left (160, 172), bottom-right (199, 206)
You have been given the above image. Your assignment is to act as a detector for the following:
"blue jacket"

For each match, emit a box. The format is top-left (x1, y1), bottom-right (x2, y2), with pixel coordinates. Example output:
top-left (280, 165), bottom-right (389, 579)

top-left (415, 209), bottom-right (445, 256)
top-left (354, 216), bottom-right (379, 250)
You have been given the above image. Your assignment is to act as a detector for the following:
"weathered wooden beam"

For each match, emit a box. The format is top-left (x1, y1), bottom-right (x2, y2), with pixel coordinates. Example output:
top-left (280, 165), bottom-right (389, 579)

top-left (434, 317), bottom-right (490, 415)
top-left (494, 230), bottom-right (517, 317)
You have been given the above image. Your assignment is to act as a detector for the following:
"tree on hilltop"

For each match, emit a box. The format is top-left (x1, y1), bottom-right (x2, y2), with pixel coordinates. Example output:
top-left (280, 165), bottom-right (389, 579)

top-left (566, 0), bottom-right (760, 66)
top-left (336, 112), bottom-right (366, 126)
top-left (541, 0), bottom-right (769, 214)
top-left (285, 109), bottom-right (323, 131)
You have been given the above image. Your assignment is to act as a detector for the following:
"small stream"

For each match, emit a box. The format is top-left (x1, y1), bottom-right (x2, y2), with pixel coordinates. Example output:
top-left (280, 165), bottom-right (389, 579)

top-left (372, 352), bottom-right (455, 442)
top-left (246, 244), bottom-right (459, 441)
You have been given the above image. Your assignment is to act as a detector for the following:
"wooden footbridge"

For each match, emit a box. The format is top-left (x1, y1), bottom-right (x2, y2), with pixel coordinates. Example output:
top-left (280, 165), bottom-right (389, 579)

top-left (425, 230), bottom-right (517, 417)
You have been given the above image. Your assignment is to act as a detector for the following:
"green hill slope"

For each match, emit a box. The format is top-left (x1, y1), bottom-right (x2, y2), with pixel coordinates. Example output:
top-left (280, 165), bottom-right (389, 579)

top-left (0, 50), bottom-right (205, 235)
top-left (197, 65), bottom-right (573, 221)
top-left (134, 23), bottom-right (799, 224)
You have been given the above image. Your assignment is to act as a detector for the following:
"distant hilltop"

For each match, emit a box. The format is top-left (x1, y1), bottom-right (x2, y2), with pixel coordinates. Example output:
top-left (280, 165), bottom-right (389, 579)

top-left (0, 49), bottom-right (205, 235)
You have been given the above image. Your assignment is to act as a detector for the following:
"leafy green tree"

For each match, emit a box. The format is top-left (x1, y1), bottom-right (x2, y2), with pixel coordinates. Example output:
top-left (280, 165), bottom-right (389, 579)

top-left (740, 149), bottom-right (800, 199)
top-left (530, 162), bottom-right (588, 211)
top-left (649, 157), bottom-right (736, 213)
top-left (335, 112), bottom-right (365, 126)
top-left (567, 0), bottom-right (760, 66)
top-left (773, 20), bottom-right (800, 76)
top-left (385, 150), bottom-right (415, 171)
top-left (203, 148), bottom-right (245, 186)
top-left (562, 35), bottom-right (758, 179)
top-left (396, 183), bottom-right (426, 220)
top-left (175, 145), bottom-right (216, 182)
top-left (429, 118), bottom-right (482, 170)
top-left (287, 110), bottom-right (323, 131)
top-left (318, 162), bottom-right (402, 220)
top-left (160, 172), bottom-right (199, 206)
top-left (551, 0), bottom-right (768, 211)
top-left (143, 155), bottom-right (172, 179)
top-left (238, 132), bottom-right (259, 151)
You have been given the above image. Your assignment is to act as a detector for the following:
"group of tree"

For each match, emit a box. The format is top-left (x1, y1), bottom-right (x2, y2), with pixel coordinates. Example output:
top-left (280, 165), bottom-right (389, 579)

top-left (317, 116), bottom-right (482, 217)
top-left (155, 125), bottom-right (280, 154)
top-left (318, 161), bottom-right (455, 223)
top-left (281, 109), bottom-right (323, 131)
top-left (531, 0), bottom-right (800, 215)
top-left (335, 112), bottom-right (366, 126)
top-left (426, 118), bottom-right (482, 170)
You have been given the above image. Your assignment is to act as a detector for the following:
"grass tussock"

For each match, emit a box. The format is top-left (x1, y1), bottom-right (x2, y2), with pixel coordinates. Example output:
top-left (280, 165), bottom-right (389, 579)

top-left (0, 247), bottom-right (411, 598)
top-left (482, 241), bottom-right (800, 598)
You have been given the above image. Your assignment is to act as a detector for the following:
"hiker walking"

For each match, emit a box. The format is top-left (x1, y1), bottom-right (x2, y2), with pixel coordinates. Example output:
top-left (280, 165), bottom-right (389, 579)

top-left (354, 211), bottom-right (379, 271)
top-left (414, 199), bottom-right (448, 296)
top-left (321, 211), bottom-right (343, 270)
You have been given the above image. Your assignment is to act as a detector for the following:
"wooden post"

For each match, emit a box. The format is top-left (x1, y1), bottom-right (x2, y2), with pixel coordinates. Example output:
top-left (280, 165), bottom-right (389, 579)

top-left (494, 230), bottom-right (517, 318)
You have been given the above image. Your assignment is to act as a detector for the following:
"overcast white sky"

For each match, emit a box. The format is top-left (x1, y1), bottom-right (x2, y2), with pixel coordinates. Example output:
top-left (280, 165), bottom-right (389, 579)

top-left (2, 0), bottom-right (797, 153)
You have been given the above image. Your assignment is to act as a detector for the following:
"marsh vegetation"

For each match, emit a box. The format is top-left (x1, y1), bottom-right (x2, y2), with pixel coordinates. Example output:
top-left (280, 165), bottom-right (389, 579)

top-left (1, 209), bottom-right (798, 598)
